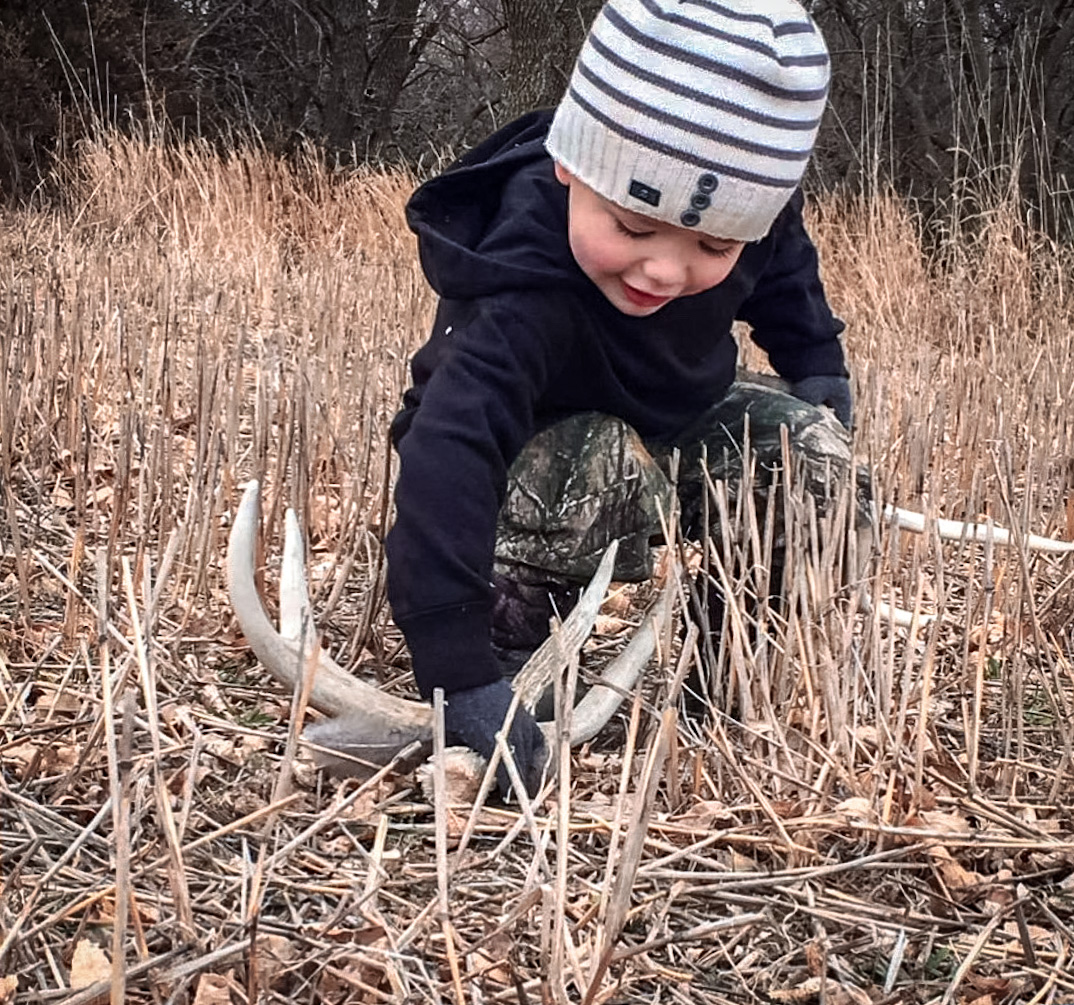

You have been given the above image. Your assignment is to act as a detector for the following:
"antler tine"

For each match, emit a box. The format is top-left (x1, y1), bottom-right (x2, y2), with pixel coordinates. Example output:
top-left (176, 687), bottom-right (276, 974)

top-left (505, 540), bottom-right (665, 750)
top-left (510, 542), bottom-right (618, 709)
top-left (883, 504), bottom-right (1074, 553)
top-left (739, 368), bottom-right (1074, 556)
top-left (565, 582), bottom-right (670, 746)
top-left (869, 504), bottom-right (1072, 628)
top-left (870, 598), bottom-right (936, 629)
top-left (280, 506), bottom-right (315, 643)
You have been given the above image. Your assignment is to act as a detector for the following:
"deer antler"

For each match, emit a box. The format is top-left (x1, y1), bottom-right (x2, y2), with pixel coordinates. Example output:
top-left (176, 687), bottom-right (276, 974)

top-left (869, 504), bottom-right (1073, 627)
top-left (882, 504), bottom-right (1074, 554)
top-left (226, 481), bottom-right (666, 774)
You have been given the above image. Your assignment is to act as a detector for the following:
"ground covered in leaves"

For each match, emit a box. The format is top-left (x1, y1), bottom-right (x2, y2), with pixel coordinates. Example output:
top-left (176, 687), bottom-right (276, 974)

top-left (4, 521), bottom-right (1074, 1004)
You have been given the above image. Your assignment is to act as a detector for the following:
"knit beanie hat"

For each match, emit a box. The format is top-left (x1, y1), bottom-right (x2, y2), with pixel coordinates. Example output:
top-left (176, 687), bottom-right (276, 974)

top-left (546, 0), bottom-right (830, 242)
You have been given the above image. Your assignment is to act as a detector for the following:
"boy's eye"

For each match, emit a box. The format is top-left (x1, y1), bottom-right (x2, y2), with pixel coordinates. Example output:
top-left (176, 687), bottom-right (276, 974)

top-left (700, 241), bottom-right (739, 259)
top-left (614, 218), bottom-right (651, 239)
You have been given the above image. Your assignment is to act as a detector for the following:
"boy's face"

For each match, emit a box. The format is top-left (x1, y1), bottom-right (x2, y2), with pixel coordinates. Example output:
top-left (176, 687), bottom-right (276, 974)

top-left (554, 163), bottom-right (746, 317)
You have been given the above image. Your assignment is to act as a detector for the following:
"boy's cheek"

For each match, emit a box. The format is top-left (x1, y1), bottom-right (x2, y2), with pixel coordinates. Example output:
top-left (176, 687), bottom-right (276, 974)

top-left (575, 239), bottom-right (628, 281)
top-left (697, 253), bottom-right (744, 292)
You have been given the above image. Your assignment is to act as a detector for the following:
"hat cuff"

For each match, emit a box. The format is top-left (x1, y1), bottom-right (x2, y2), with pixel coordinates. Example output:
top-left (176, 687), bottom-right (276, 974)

top-left (547, 93), bottom-right (800, 243)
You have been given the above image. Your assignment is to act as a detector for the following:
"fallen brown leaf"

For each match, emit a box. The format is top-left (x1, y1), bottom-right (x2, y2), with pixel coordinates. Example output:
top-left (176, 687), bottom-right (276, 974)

top-left (3, 742), bottom-right (79, 782)
top-left (467, 932), bottom-right (513, 987)
top-left (600, 585), bottom-right (632, 615)
top-left (202, 735), bottom-right (242, 765)
top-left (964, 973), bottom-right (1018, 999)
top-left (0, 743), bottom-right (39, 773)
top-left (916, 809), bottom-right (973, 834)
top-left (830, 985), bottom-right (874, 1005)
top-left (912, 784), bottom-right (938, 811)
top-left (769, 978), bottom-right (874, 1004)
top-left (33, 682), bottom-right (83, 715)
top-left (929, 845), bottom-right (981, 892)
top-left (319, 924), bottom-right (388, 946)
top-left (255, 934), bottom-right (297, 990)
top-left (594, 613), bottom-right (631, 635)
top-left (416, 747), bottom-right (486, 805)
top-left (804, 940), bottom-right (826, 977)
top-left (69, 940), bottom-right (110, 990)
top-left (769, 976), bottom-right (822, 1002)
top-left (669, 799), bottom-right (737, 832)
top-left (338, 781), bottom-right (393, 823)
top-left (834, 796), bottom-right (877, 825)
top-left (192, 972), bottom-right (235, 1005)
top-left (1001, 921), bottom-right (1052, 955)
top-left (89, 894), bottom-right (160, 926)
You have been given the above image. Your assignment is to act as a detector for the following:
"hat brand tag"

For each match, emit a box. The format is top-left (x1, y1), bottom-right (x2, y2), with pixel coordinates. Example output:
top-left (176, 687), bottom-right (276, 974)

top-left (628, 179), bottom-right (661, 207)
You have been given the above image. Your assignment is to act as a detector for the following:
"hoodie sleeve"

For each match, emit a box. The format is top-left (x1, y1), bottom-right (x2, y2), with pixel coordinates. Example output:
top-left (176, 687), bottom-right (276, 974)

top-left (737, 189), bottom-right (848, 382)
top-left (385, 295), bottom-right (564, 700)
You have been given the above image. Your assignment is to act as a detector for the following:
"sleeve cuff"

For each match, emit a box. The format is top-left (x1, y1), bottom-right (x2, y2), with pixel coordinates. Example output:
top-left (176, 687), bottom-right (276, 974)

top-left (398, 602), bottom-right (503, 700)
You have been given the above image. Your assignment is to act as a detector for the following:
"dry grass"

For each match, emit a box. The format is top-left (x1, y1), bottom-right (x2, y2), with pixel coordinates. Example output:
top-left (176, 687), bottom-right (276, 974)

top-left (2, 130), bottom-right (1074, 1004)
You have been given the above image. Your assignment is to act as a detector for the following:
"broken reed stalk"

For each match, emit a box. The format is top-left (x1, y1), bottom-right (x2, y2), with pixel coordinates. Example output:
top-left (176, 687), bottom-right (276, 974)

top-left (122, 556), bottom-right (195, 938)
top-left (103, 641), bottom-right (134, 1005)
top-left (431, 689), bottom-right (466, 1005)
top-left (0, 292), bottom-right (32, 621)
top-left (549, 643), bottom-right (578, 1000)
top-left (584, 707), bottom-right (676, 1004)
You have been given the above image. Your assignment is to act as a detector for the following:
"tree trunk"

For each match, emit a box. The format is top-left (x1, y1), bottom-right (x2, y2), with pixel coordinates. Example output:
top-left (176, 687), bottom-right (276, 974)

top-left (320, 0), bottom-right (371, 152)
top-left (500, 0), bottom-right (601, 118)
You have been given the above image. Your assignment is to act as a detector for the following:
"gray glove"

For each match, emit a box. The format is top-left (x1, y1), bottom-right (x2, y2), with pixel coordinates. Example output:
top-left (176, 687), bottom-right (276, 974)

top-left (443, 679), bottom-right (547, 799)
top-left (790, 374), bottom-right (853, 428)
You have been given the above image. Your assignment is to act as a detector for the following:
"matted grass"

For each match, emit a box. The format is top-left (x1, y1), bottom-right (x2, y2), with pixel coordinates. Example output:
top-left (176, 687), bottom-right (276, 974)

top-left (1, 130), bottom-right (1073, 1004)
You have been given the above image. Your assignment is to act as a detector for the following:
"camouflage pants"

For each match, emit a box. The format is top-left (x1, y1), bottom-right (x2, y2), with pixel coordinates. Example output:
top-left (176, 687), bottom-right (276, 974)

top-left (494, 379), bottom-right (873, 585)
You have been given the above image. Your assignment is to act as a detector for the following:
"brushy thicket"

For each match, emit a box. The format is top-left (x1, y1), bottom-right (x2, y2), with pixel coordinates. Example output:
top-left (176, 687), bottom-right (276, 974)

top-left (2, 129), bottom-right (1074, 1004)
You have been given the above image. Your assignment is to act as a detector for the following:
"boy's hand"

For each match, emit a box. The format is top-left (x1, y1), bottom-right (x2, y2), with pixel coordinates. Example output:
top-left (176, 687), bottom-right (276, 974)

top-left (443, 679), bottom-right (547, 799)
top-left (790, 375), bottom-right (853, 428)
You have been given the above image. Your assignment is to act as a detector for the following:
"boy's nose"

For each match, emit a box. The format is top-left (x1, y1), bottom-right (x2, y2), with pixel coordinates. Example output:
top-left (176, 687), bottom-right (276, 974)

top-left (641, 255), bottom-right (687, 290)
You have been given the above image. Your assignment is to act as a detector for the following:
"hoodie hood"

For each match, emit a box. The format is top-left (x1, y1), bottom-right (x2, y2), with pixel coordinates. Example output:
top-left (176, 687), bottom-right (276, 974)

top-left (406, 110), bottom-right (584, 300)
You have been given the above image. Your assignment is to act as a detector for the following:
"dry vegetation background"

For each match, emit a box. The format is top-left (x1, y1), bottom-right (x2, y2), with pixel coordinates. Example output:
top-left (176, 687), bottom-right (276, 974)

top-left (2, 129), bottom-right (1074, 1004)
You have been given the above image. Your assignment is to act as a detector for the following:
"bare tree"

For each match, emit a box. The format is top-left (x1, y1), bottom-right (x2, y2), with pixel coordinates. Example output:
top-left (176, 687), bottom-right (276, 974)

top-left (182, 0), bottom-right (445, 158)
top-left (0, 0), bottom-right (191, 197)
top-left (808, 0), bottom-right (1074, 232)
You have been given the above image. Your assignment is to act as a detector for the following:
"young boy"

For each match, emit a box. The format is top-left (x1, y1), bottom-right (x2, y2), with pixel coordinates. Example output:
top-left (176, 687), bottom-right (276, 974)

top-left (385, 0), bottom-right (857, 797)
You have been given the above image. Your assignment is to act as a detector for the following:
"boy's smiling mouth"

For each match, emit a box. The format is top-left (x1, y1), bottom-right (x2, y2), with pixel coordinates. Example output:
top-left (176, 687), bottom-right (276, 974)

top-left (621, 282), bottom-right (672, 309)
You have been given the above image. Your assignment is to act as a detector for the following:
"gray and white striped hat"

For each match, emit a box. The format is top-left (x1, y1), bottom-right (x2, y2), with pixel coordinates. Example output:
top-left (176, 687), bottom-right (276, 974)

top-left (546, 0), bottom-right (830, 242)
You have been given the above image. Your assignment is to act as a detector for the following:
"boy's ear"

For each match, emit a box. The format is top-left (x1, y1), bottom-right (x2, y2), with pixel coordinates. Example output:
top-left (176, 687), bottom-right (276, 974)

top-left (553, 161), bottom-right (573, 186)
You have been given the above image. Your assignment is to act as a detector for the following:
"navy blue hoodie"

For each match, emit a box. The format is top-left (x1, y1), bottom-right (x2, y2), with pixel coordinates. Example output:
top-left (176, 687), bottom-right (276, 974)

top-left (386, 110), bottom-right (847, 699)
